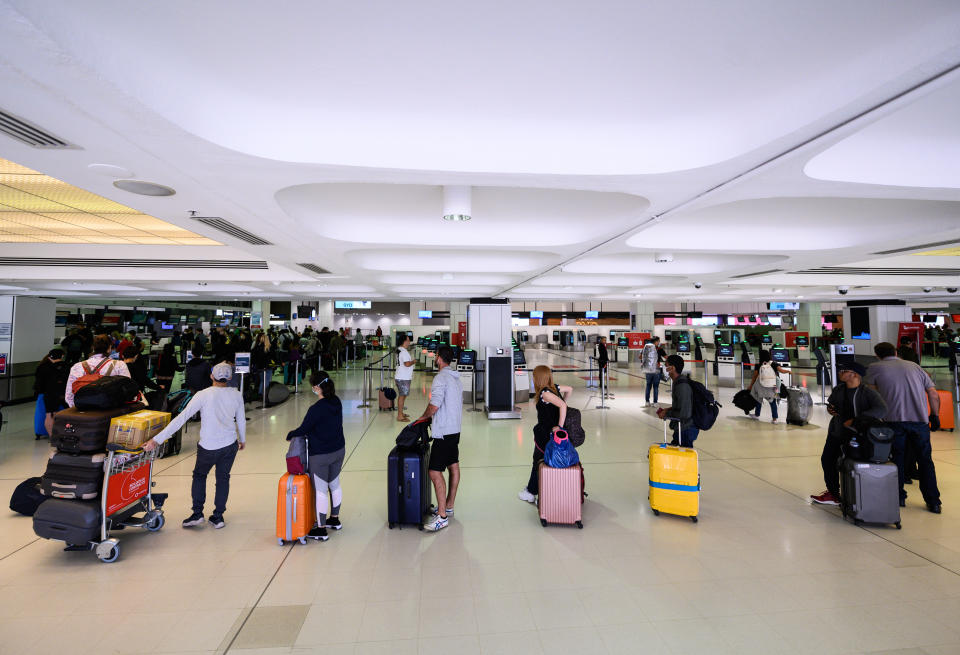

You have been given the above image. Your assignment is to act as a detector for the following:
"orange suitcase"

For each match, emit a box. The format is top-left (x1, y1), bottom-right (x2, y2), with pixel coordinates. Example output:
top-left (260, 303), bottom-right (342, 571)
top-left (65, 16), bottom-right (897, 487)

top-left (276, 473), bottom-right (314, 545)
top-left (930, 389), bottom-right (955, 431)
top-left (538, 462), bottom-right (583, 529)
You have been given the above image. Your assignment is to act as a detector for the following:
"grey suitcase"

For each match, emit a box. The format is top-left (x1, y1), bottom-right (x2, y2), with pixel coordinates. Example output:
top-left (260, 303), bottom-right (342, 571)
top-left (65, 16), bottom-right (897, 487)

top-left (785, 386), bottom-right (812, 426)
top-left (33, 498), bottom-right (101, 545)
top-left (840, 458), bottom-right (901, 529)
top-left (40, 450), bottom-right (105, 500)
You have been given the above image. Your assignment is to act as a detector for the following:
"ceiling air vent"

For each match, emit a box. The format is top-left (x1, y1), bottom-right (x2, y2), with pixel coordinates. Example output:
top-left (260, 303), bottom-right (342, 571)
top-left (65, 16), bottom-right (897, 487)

top-left (729, 269), bottom-right (783, 279)
top-left (791, 267), bottom-right (960, 276)
top-left (192, 217), bottom-right (272, 246)
top-left (0, 108), bottom-right (71, 148)
top-left (297, 263), bottom-right (332, 275)
top-left (0, 257), bottom-right (268, 269)
top-left (872, 239), bottom-right (960, 255)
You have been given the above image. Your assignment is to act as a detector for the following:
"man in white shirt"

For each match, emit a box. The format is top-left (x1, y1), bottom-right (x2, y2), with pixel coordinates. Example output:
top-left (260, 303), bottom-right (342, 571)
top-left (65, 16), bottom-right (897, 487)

top-left (144, 362), bottom-right (246, 529)
top-left (418, 346), bottom-right (463, 532)
top-left (395, 334), bottom-right (415, 422)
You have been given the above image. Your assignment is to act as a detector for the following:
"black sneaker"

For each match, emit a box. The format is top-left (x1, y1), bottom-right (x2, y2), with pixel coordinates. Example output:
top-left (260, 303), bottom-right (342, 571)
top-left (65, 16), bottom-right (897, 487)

top-left (182, 512), bottom-right (205, 528)
top-left (308, 526), bottom-right (329, 541)
top-left (326, 517), bottom-right (343, 531)
top-left (209, 514), bottom-right (225, 529)
top-left (927, 503), bottom-right (942, 514)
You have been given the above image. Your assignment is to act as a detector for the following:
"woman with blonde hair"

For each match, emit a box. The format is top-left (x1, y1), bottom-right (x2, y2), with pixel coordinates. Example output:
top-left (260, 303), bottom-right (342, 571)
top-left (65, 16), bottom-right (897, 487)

top-left (518, 365), bottom-right (572, 503)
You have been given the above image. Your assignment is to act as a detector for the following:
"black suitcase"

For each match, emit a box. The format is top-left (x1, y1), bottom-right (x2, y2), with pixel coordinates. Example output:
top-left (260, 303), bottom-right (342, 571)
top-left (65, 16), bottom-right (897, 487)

top-left (33, 498), bottom-right (101, 545)
top-left (387, 442), bottom-right (432, 529)
top-left (40, 451), bottom-right (105, 500)
top-left (74, 375), bottom-right (140, 410)
top-left (266, 381), bottom-right (291, 407)
top-left (50, 404), bottom-right (145, 453)
top-left (160, 427), bottom-right (182, 458)
top-left (10, 477), bottom-right (46, 516)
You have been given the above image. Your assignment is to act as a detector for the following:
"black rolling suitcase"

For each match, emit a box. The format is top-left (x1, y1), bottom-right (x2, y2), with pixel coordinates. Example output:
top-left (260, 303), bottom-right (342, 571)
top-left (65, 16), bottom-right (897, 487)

top-left (51, 404), bottom-right (145, 453)
top-left (33, 498), bottom-right (101, 545)
top-left (40, 450), bottom-right (105, 500)
top-left (387, 442), bottom-right (432, 529)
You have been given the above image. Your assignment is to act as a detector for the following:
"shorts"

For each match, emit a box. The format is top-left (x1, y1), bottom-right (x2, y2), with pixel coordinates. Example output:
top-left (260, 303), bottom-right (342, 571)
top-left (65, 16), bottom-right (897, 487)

top-left (428, 433), bottom-right (460, 472)
top-left (395, 379), bottom-right (411, 397)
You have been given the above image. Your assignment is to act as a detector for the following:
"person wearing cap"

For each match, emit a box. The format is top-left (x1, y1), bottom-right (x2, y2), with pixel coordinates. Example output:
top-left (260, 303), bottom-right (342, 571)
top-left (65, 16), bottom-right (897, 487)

top-left (285, 370), bottom-right (345, 541)
top-left (810, 361), bottom-right (886, 506)
top-left (144, 362), bottom-right (246, 529)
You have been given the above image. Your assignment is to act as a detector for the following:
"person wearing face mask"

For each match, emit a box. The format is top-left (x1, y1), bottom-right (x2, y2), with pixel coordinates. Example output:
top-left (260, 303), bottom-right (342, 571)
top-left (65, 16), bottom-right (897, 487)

top-left (286, 371), bottom-right (345, 541)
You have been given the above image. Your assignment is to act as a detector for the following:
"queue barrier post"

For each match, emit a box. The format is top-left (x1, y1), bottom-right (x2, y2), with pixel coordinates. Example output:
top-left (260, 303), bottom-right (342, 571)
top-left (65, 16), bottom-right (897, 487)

top-left (261, 370), bottom-right (268, 411)
top-left (595, 361), bottom-right (609, 410)
top-left (358, 366), bottom-right (371, 409)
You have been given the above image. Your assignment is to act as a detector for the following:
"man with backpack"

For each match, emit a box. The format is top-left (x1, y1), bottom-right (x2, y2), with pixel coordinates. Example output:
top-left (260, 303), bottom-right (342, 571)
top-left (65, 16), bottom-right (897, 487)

top-left (64, 334), bottom-right (132, 407)
top-left (656, 354), bottom-right (715, 447)
top-left (640, 337), bottom-right (663, 406)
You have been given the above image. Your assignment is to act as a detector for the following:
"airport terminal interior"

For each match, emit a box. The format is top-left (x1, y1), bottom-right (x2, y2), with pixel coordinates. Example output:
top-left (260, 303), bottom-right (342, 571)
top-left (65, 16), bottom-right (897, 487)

top-left (2, 2), bottom-right (960, 653)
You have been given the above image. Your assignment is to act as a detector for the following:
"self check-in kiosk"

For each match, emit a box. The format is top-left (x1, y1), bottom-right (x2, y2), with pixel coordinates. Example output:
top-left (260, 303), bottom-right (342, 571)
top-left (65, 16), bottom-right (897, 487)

top-left (694, 334), bottom-right (704, 361)
top-left (677, 340), bottom-right (693, 362)
top-left (616, 337), bottom-right (629, 368)
top-left (795, 335), bottom-right (810, 361)
top-left (829, 343), bottom-right (856, 390)
top-left (575, 330), bottom-right (587, 352)
top-left (485, 347), bottom-right (521, 419)
top-left (457, 349), bottom-right (477, 403)
top-left (770, 345), bottom-right (792, 387)
top-left (550, 330), bottom-right (561, 350)
top-left (716, 343), bottom-right (737, 387)
top-left (513, 348), bottom-right (531, 403)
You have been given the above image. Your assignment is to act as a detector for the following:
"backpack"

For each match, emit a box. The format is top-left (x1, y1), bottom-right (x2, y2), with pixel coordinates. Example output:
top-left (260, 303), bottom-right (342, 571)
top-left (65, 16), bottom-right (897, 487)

top-left (71, 358), bottom-right (113, 395)
top-left (563, 407), bottom-right (586, 447)
top-left (758, 362), bottom-right (777, 388)
top-left (396, 417), bottom-right (430, 449)
top-left (676, 377), bottom-right (721, 431)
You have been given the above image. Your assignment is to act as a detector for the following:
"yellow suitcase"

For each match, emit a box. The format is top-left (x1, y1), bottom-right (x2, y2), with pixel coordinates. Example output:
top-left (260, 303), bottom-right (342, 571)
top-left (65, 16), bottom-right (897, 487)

top-left (649, 423), bottom-right (699, 522)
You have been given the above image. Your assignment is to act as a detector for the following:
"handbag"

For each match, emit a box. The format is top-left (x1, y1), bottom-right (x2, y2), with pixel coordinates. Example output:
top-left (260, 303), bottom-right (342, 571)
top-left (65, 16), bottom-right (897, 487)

top-left (543, 429), bottom-right (580, 468)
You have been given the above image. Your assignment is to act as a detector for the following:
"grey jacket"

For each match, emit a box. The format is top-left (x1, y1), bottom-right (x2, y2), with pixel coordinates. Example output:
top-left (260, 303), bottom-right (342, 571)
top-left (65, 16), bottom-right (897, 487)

top-left (826, 384), bottom-right (887, 437)
top-left (665, 374), bottom-right (693, 430)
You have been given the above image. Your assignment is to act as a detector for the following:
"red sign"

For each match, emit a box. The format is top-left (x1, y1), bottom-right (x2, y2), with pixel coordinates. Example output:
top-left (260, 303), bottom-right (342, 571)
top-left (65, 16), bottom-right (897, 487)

top-left (897, 322), bottom-right (925, 364)
top-left (625, 332), bottom-right (650, 349)
top-left (456, 321), bottom-right (467, 348)
top-left (0, 353), bottom-right (6, 375)
top-left (105, 459), bottom-right (151, 516)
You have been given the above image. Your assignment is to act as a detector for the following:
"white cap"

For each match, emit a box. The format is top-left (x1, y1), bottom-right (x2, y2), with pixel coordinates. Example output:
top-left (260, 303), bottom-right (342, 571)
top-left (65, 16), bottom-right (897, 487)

top-left (212, 362), bottom-right (233, 381)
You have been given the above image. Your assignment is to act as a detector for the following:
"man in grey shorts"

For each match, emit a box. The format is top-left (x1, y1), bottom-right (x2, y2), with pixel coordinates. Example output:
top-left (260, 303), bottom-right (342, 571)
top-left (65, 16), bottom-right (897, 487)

top-left (418, 345), bottom-right (463, 532)
top-left (395, 334), bottom-right (414, 422)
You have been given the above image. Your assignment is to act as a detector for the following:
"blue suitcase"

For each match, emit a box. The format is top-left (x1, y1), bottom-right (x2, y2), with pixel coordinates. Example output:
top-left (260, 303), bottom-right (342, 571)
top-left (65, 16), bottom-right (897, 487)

top-left (387, 443), bottom-right (431, 530)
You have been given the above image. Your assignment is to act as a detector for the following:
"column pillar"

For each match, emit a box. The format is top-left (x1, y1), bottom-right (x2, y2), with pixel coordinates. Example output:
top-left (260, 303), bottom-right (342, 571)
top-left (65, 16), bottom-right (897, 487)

top-left (796, 303), bottom-right (823, 338)
top-left (251, 300), bottom-right (270, 330)
top-left (409, 302), bottom-right (423, 326)
top-left (315, 300), bottom-right (334, 329)
top-left (449, 301), bottom-right (468, 346)
top-left (631, 302), bottom-right (655, 332)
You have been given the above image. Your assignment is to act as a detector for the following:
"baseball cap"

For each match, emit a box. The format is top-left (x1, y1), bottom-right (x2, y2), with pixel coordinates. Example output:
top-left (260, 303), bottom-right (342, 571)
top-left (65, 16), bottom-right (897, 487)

top-left (212, 362), bottom-right (233, 381)
top-left (837, 361), bottom-right (866, 376)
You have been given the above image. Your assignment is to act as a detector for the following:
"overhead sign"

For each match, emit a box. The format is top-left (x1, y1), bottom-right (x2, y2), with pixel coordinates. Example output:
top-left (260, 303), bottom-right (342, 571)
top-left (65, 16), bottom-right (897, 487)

top-left (335, 300), bottom-right (372, 309)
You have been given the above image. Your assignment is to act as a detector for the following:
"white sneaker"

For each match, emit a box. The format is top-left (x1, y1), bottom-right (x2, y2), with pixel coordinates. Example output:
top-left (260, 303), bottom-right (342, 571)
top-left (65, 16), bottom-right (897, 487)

top-left (518, 489), bottom-right (536, 503)
top-left (423, 515), bottom-right (448, 532)
top-left (772, 418), bottom-right (779, 424)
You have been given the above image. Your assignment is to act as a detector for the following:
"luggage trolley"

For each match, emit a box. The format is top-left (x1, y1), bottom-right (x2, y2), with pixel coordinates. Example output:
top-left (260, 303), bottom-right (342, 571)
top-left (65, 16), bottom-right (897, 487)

top-left (94, 444), bottom-right (168, 562)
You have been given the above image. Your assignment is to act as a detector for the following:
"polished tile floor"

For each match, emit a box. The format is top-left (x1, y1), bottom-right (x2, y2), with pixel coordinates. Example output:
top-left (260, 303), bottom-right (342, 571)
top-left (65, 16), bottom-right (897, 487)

top-left (1, 348), bottom-right (959, 654)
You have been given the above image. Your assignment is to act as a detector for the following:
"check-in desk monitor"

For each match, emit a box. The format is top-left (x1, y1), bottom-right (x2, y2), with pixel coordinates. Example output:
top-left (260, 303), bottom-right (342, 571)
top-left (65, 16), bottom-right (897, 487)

top-left (716, 343), bottom-right (737, 387)
top-left (771, 346), bottom-right (792, 386)
top-left (761, 334), bottom-right (773, 345)
top-left (457, 349), bottom-right (477, 402)
top-left (677, 341), bottom-right (693, 361)
top-left (794, 334), bottom-right (810, 361)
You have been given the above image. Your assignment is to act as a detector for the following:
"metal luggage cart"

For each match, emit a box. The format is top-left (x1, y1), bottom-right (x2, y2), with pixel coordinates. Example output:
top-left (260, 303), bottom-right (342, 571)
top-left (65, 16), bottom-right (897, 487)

top-left (89, 444), bottom-right (168, 563)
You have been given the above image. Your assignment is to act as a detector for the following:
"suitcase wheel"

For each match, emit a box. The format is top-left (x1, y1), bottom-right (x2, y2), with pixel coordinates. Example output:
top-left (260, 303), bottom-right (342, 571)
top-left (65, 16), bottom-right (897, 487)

top-left (896, 522), bottom-right (902, 529)
top-left (388, 522), bottom-right (395, 529)
top-left (690, 516), bottom-right (698, 523)
top-left (418, 523), bottom-right (424, 531)
top-left (299, 537), bottom-right (307, 545)
top-left (652, 509), bottom-right (660, 516)
top-left (277, 538), bottom-right (285, 546)
top-left (576, 521), bottom-right (583, 529)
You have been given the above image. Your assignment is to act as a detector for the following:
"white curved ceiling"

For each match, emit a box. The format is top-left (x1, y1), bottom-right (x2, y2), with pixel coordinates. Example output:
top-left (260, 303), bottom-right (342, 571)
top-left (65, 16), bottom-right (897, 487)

top-left (564, 253), bottom-right (788, 276)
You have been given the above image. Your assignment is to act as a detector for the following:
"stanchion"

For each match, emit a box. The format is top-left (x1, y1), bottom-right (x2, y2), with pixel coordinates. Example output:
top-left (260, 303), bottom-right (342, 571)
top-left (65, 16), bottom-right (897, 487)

top-left (294, 360), bottom-right (300, 394)
top-left (260, 370), bottom-right (268, 410)
top-left (739, 362), bottom-right (745, 390)
top-left (358, 366), bottom-right (371, 408)
top-left (953, 365), bottom-right (960, 428)
top-left (586, 356), bottom-right (598, 388)
top-left (595, 363), bottom-right (609, 410)
top-left (469, 367), bottom-right (483, 412)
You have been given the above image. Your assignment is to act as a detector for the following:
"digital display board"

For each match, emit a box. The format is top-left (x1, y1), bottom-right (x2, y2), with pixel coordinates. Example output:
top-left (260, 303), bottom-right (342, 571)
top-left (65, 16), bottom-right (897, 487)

top-left (418, 310), bottom-right (433, 319)
top-left (335, 300), bottom-right (372, 309)
top-left (529, 310), bottom-right (543, 319)
top-left (585, 311), bottom-right (598, 319)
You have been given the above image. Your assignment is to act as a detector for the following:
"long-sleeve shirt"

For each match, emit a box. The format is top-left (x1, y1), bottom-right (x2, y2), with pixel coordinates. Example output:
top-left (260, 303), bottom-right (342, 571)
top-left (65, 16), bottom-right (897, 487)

top-left (286, 396), bottom-right (345, 455)
top-left (664, 374), bottom-right (693, 430)
top-left (65, 354), bottom-right (131, 407)
top-left (826, 383), bottom-right (887, 437)
top-left (152, 385), bottom-right (246, 450)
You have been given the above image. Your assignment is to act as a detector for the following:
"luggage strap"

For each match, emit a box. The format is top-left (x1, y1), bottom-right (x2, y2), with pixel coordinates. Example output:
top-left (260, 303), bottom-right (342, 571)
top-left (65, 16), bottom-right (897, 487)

top-left (649, 480), bottom-right (700, 492)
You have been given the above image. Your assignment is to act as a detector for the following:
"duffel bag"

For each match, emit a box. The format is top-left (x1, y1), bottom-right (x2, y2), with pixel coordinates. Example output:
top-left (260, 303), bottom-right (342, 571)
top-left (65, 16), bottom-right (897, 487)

top-left (74, 375), bottom-right (140, 410)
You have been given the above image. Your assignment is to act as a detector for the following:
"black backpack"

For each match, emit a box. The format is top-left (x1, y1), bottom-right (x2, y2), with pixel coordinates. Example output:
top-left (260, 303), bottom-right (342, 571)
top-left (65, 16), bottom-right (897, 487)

top-left (676, 377), bottom-right (721, 431)
top-left (563, 407), bottom-right (586, 447)
top-left (396, 417), bottom-right (430, 449)
top-left (73, 374), bottom-right (140, 410)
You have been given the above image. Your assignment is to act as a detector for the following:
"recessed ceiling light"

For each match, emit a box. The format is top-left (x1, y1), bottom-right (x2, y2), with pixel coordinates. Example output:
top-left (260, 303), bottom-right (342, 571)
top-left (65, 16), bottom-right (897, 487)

top-left (112, 179), bottom-right (176, 196)
top-left (442, 185), bottom-right (471, 222)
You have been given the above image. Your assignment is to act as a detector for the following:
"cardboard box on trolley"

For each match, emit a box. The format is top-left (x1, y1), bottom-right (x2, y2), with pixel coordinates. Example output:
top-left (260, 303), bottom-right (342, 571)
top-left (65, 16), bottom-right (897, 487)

top-left (108, 410), bottom-right (171, 449)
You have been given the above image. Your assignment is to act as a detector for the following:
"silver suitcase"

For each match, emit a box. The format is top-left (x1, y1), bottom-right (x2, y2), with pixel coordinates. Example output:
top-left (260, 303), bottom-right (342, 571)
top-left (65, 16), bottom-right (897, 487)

top-left (840, 458), bottom-right (900, 529)
top-left (785, 387), bottom-right (812, 426)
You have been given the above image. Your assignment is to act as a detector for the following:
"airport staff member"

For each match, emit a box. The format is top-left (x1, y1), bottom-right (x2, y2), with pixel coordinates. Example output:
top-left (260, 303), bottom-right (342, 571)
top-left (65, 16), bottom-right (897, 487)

top-left (144, 362), bottom-right (246, 529)
top-left (865, 342), bottom-right (942, 513)
top-left (418, 345), bottom-right (463, 532)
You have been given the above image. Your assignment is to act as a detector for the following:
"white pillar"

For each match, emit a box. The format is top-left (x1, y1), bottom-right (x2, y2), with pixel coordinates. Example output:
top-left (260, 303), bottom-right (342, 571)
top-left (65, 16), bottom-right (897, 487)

top-left (796, 303), bottom-right (822, 337)
top-left (409, 302), bottom-right (423, 326)
top-left (315, 300), bottom-right (334, 330)
top-left (631, 302), bottom-right (655, 332)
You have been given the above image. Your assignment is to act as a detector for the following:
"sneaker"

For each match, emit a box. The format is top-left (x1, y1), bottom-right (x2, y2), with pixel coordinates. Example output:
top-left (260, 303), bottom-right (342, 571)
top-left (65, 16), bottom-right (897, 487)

top-left (208, 514), bottom-right (225, 529)
top-left (900, 498), bottom-right (906, 508)
top-left (308, 526), bottom-right (329, 541)
top-left (772, 418), bottom-right (779, 424)
top-left (518, 489), bottom-right (536, 503)
top-left (326, 517), bottom-right (343, 531)
top-left (182, 512), bottom-right (205, 528)
top-left (810, 491), bottom-right (840, 506)
top-left (424, 515), bottom-right (448, 532)
top-left (927, 503), bottom-right (942, 514)
top-left (430, 507), bottom-right (454, 517)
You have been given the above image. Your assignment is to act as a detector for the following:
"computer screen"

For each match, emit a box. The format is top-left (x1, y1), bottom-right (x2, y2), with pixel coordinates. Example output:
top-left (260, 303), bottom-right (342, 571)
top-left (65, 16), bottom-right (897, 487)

top-left (529, 310), bottom-right (543, 319)
top-left (426, 340), bottom-right (438, 351)
top-left (458, 349), bottom-right (477, 366)
top-left (850, 307), bottom-right (871, 340)
top-left (418, 336), bottom-right (426, 346)
top-left (585, 311), bottom-right (598, 319)
top-left (768, 302), bottom-right (799, 310)
top-left (771, 348), bottom-right (790, 363)
top-left (617, 337), bottom-right (628, 347)
top-left (717, 344), bottom-right (734, 357)
top-left (922, 314), bottom-right (938, 323)
top-left (552, 331), bottom-right (560, 341)
top-left (795, 336), bottom-right (809, 346)
top-left (768, 316), bottom-right (782, 326)
top-left (731, 332), bottom-right (740, 344)
top-left (513, 348), bottom-right (526, 366)
top-left (419, 310), bottom-right (433, 319)
top-left (677, 342), bottom-right (690, 353)
top-left (160, 322), bottom-right (174, 330)
top-left (761, 334), bottom-right (773, 344)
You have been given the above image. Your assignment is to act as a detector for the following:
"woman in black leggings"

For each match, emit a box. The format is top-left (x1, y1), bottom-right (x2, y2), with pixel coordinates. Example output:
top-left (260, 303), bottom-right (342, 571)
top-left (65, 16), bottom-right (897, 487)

top-left (518, 365), bottom-right (572, 504)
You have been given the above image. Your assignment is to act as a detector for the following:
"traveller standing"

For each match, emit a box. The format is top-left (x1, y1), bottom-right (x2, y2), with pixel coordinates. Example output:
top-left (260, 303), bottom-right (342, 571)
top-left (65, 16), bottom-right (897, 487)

top-left (656, 355), bottom-right (698, 447)
top-left (155, 343), bottom-right (181, 394)
top-left (640, 337), bottom-right (663, 406)
top-left (419, 346), bottom-right (463, 532)
top-left (810, 361), bottom-right (886, 506)
top-left (865, 342), bottom-right (942, 513)
top-left (286, 371), bottom-right (345, 541)
top-left (596, 336), bottom-right (612, 398)
top-left (33, 348), bottom-right (69, 437)
top-left (144, 362), bottom-right (246, 529)
top-left (518, 365), bottom-right (572, 504)
top-left (64, 334), bottom-right (132, 407)
top-left (748, 349), bottom-right (780, 423)
top-left (395, 334), bottom-right (415, 422)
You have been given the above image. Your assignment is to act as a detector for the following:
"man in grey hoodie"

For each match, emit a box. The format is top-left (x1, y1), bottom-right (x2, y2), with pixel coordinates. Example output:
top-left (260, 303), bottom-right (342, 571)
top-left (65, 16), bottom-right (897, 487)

top-left (656, 355), bottom-right (697, 447)
top-left (810, 361), bottom-right (886, 506)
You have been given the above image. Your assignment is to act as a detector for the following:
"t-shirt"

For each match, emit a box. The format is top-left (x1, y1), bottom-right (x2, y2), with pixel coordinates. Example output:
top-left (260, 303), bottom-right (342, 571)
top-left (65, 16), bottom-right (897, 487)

top-left (864, 357), bottom-right (935, 423)
top-left (429, 366), bottom-right (463, 439)
top-left (396, 348), bottom-right (413, 381)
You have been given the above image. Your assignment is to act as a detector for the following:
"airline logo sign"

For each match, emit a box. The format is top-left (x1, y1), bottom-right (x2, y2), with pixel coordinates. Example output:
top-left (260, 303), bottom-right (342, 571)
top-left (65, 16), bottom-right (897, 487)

top-left (105, 460), bottom-right (151, 516)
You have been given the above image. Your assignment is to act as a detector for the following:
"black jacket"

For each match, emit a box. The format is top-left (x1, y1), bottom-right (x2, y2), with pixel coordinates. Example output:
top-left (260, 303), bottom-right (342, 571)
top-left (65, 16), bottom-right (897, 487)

top-left (287, 395), bottom-right (345, 456)
top-left (596, 341), bottom-right (609, 365)
top-left (184, 358), bottom-right (213, 392)
top-left (34, 360), bottom-right (70, 409)
top-left (127, 356), bottom-right (159, 392)
top-left (826, 384), bottom-right (886, 438)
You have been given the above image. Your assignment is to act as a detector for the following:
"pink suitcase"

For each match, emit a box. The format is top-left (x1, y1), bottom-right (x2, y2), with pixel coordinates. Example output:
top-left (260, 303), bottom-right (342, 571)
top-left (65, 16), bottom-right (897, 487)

top-left (538, 462), bottom-right (583, 529)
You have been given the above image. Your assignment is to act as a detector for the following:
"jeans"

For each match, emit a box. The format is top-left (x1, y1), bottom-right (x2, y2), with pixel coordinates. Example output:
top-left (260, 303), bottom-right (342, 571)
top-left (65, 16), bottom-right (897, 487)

top-left (192, 441), bottom-right (240, 516)
top-left (671, 425), bottom-right (700, 448)
top-left (820, 432), bottom-right (844, 498)
top-left (755, 399), bottom-right (778, 419)
top-left (889, 421), bottom-right (940, 505)
top-left (644, 373), bottom-right (660, 403)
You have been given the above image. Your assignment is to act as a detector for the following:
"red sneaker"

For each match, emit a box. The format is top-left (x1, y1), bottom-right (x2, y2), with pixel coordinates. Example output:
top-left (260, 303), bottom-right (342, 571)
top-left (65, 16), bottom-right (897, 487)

top-left (810, 490), bottom-right (840, 506)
